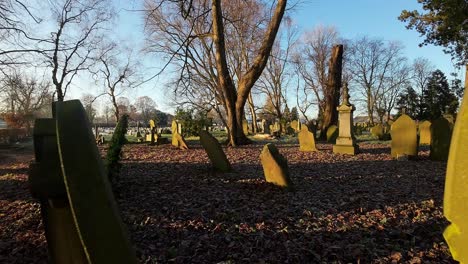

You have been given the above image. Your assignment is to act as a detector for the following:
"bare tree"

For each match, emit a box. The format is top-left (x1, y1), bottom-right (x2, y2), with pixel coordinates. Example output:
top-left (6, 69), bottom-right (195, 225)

top-left (95, 44), bottom-right (138, 122)
top-left (144, 0), bottom-right (287, 146)
top-left (347, 37), bottom-right (409, 125)
top-left (41, 0), bottom-right (113, 101)
top-left (135, 96), bottom-right (157, 124)
top-left (293, 25), bottom-right (341, 131)
top-left (256, 21), bottom-right (297, 133)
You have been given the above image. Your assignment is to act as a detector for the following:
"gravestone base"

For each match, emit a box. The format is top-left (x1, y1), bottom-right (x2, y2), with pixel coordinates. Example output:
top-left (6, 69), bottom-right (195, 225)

top-left (333, 136), bottom-right (358, 155)
top-left (333, 144), bottom-right (358, 155)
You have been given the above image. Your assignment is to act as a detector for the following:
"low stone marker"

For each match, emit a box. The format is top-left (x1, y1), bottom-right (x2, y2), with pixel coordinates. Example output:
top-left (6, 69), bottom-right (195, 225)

top-left (199, 130), bottom-right (231, 172)
top-left (259, 143), bottom-right (293, 189)
top-left (390, 113), bottom-right (417, 158)
top-left (326, 125), bottom-right (338, 143)
top-left (443, 76), bottom-right (467, 262)
top-left (28, 100), bottom-right (137, 264)
top-left (419, 120), bottom-right (432, 145)
top-left (298, 125), bottom-right (317, 152)
top-left (370, 124), bottom-right (384, 139)
top-left (430, 117), bottom-right (452, 161)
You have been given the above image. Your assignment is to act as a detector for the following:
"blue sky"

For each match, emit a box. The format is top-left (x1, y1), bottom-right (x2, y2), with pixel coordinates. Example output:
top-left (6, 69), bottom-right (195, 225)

top-left (81, 0), bottom-right (462, 115)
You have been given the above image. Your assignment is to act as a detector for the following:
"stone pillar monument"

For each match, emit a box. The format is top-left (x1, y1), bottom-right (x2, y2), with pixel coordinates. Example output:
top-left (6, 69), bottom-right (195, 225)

top-left (333, 83), bottom-right (359, 155)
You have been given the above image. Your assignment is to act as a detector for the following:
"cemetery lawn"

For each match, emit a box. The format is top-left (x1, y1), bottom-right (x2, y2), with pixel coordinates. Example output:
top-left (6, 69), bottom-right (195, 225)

top-left (0, 140), bottom-right (455, 263)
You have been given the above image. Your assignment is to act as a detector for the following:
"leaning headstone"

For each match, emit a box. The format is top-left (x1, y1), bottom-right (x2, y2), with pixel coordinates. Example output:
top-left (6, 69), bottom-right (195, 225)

top-left (419, 120), bottom-right (432, 145)
top-left (333, 83), bottom-right (359, 155)
top-left (199, 130), bottom-right (231, 172)
top-left (29, 100), bottom-right (137, 264)
top-left (370, 124), bottom-right (384, 140)
top-left (443, 75), bottom-right (468, 262)
top-left (173, 132), bottom-right (188, 149)
top-left (326, 125), bottom-right (338, 143)
top-left (390, 114), bottom-right (417, 158)
top-left (298, 125), bottom-right (317, 152)
top-left (290, 120), bottom-right (300, 133)
top-left (430, 117), bottom-right (452, 161)
top-left (259, 143), bottom-right (293, 189)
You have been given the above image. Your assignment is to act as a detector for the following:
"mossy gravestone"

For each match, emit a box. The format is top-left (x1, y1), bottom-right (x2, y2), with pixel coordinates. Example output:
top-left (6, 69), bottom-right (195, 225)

top-left (298, 125), bottom-right (317, 152)
top-left (443, 76), bottom-right (468, 262)
top-left (326, 125), bottom-right (338, 143)
top-left (419, 120), bottom-right (432, 145)
top-left (371, 124), bottom-right (384, 140)
top-left (430, 117), bottom-right (452, 161)
top-left (259, 143), bottom-right (293, 189)
top-left (29, 100), bottom-right (137, 264)
top-left (199, 130), bottom-right (231, 172)
top-left (390, 114), bottom-right (417, 158)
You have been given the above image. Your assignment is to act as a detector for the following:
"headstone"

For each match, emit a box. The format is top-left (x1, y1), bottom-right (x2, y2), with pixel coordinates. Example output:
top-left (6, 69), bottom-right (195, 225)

top-left (419, 120), bottom-right (432, 145)
top-left (326, 125), bottom-right (338, 143)
top-left (199, 130), bottom-right (231, 172)
top-left (390, 114), bottom-right (418, 158)
top-left (28, 100), bottom-right (137, 264)
top-left (262, 119), bottom-right (270, 134)
top-left (333, 83), bottom-right (359, 155)
top-left (298, 125), bottom-right (317, 152)
top-left (443, 74), bottom-right (468, 262)
top-left (171, 120), bottom-right (179, 146)
top-left (259, 143), bottom-right (293, 189)
top-left (290, 120), bottom-right (300, 133)
top-left (430, 117), bottom-right (452, 161)
top-left (370, 124), bottom-right (384, 139)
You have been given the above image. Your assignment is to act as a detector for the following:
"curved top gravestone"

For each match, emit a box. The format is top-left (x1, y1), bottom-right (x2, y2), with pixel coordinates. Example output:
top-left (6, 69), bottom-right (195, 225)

top-left (443, 86), bottom-right (468, 263)
top-left (419, 120), bottom-right (432, 145)
top-left (390, 114), bottom-right (417, 158)
top-left (298, 125), bottom-right (317, 152)
top-left (371, 124), bottom-right (384, 139)
top-left (55, 100), bottom-right (137, 264)
top-left (430, 117), bottom-right (452, 161)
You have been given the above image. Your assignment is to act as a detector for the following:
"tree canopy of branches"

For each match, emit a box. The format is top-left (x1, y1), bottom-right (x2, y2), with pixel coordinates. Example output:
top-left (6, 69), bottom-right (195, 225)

top-left (144, 0), bottom-right (288, 146)
top-left (399, 0), bottom-right (468, 66)
top-left (348, 37), bottom-right (410, 125)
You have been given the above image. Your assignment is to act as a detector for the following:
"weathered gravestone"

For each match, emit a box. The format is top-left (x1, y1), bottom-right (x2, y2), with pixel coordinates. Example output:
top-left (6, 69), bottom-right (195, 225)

top-left (298, 125), bottom-right (317, 152)
top-left (390, 114), bottom-right (418, 158)
top-left (370, 124), bottom-right (384, 140)
top-left (171, 120), bottom-right (188, 149)
top-left (149, 119), bottom-right (156, 145)
top-left (199, 130), bottom-right (231, 172)
top-left (28, 100), bottom-right (137, 264)
top-left (419, 120), bottom-right (432, 145)
top-left (333, 84), bottom-right (359, 155)
top-left (290, 120), bottom-right (300, 133)
top-left (430, 117), bottom-right (452, 161)
top-left (259, 143), bottom-right (293, 189)
top-left (326, 125), bottom-right (338, 143)
top-left (262, 119), bottom-right (270, 134)
top-left (443, 73), bottom-right (468, 263)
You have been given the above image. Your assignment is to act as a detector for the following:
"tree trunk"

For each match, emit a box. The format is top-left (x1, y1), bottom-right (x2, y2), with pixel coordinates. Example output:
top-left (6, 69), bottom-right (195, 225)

top-left (319, 45), bottom-right (343, 140)
top-left (247, 92), bottom-right (258, 134)
top-left (212, 0), bottom-right (286, 146)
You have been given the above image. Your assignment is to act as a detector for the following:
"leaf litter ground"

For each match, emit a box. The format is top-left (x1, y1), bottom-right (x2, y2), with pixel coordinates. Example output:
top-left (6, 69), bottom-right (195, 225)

top-left (0, 141), bottom-right (456, 263)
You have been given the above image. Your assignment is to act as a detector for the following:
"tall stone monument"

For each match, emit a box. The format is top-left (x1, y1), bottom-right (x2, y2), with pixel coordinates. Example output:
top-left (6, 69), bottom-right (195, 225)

top-left (333, 83), bottom-right (359, 155)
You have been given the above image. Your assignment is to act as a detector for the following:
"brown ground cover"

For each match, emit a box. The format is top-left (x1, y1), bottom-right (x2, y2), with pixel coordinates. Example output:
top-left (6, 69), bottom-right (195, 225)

top-left (0, 141), bottom-right (455, 263)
